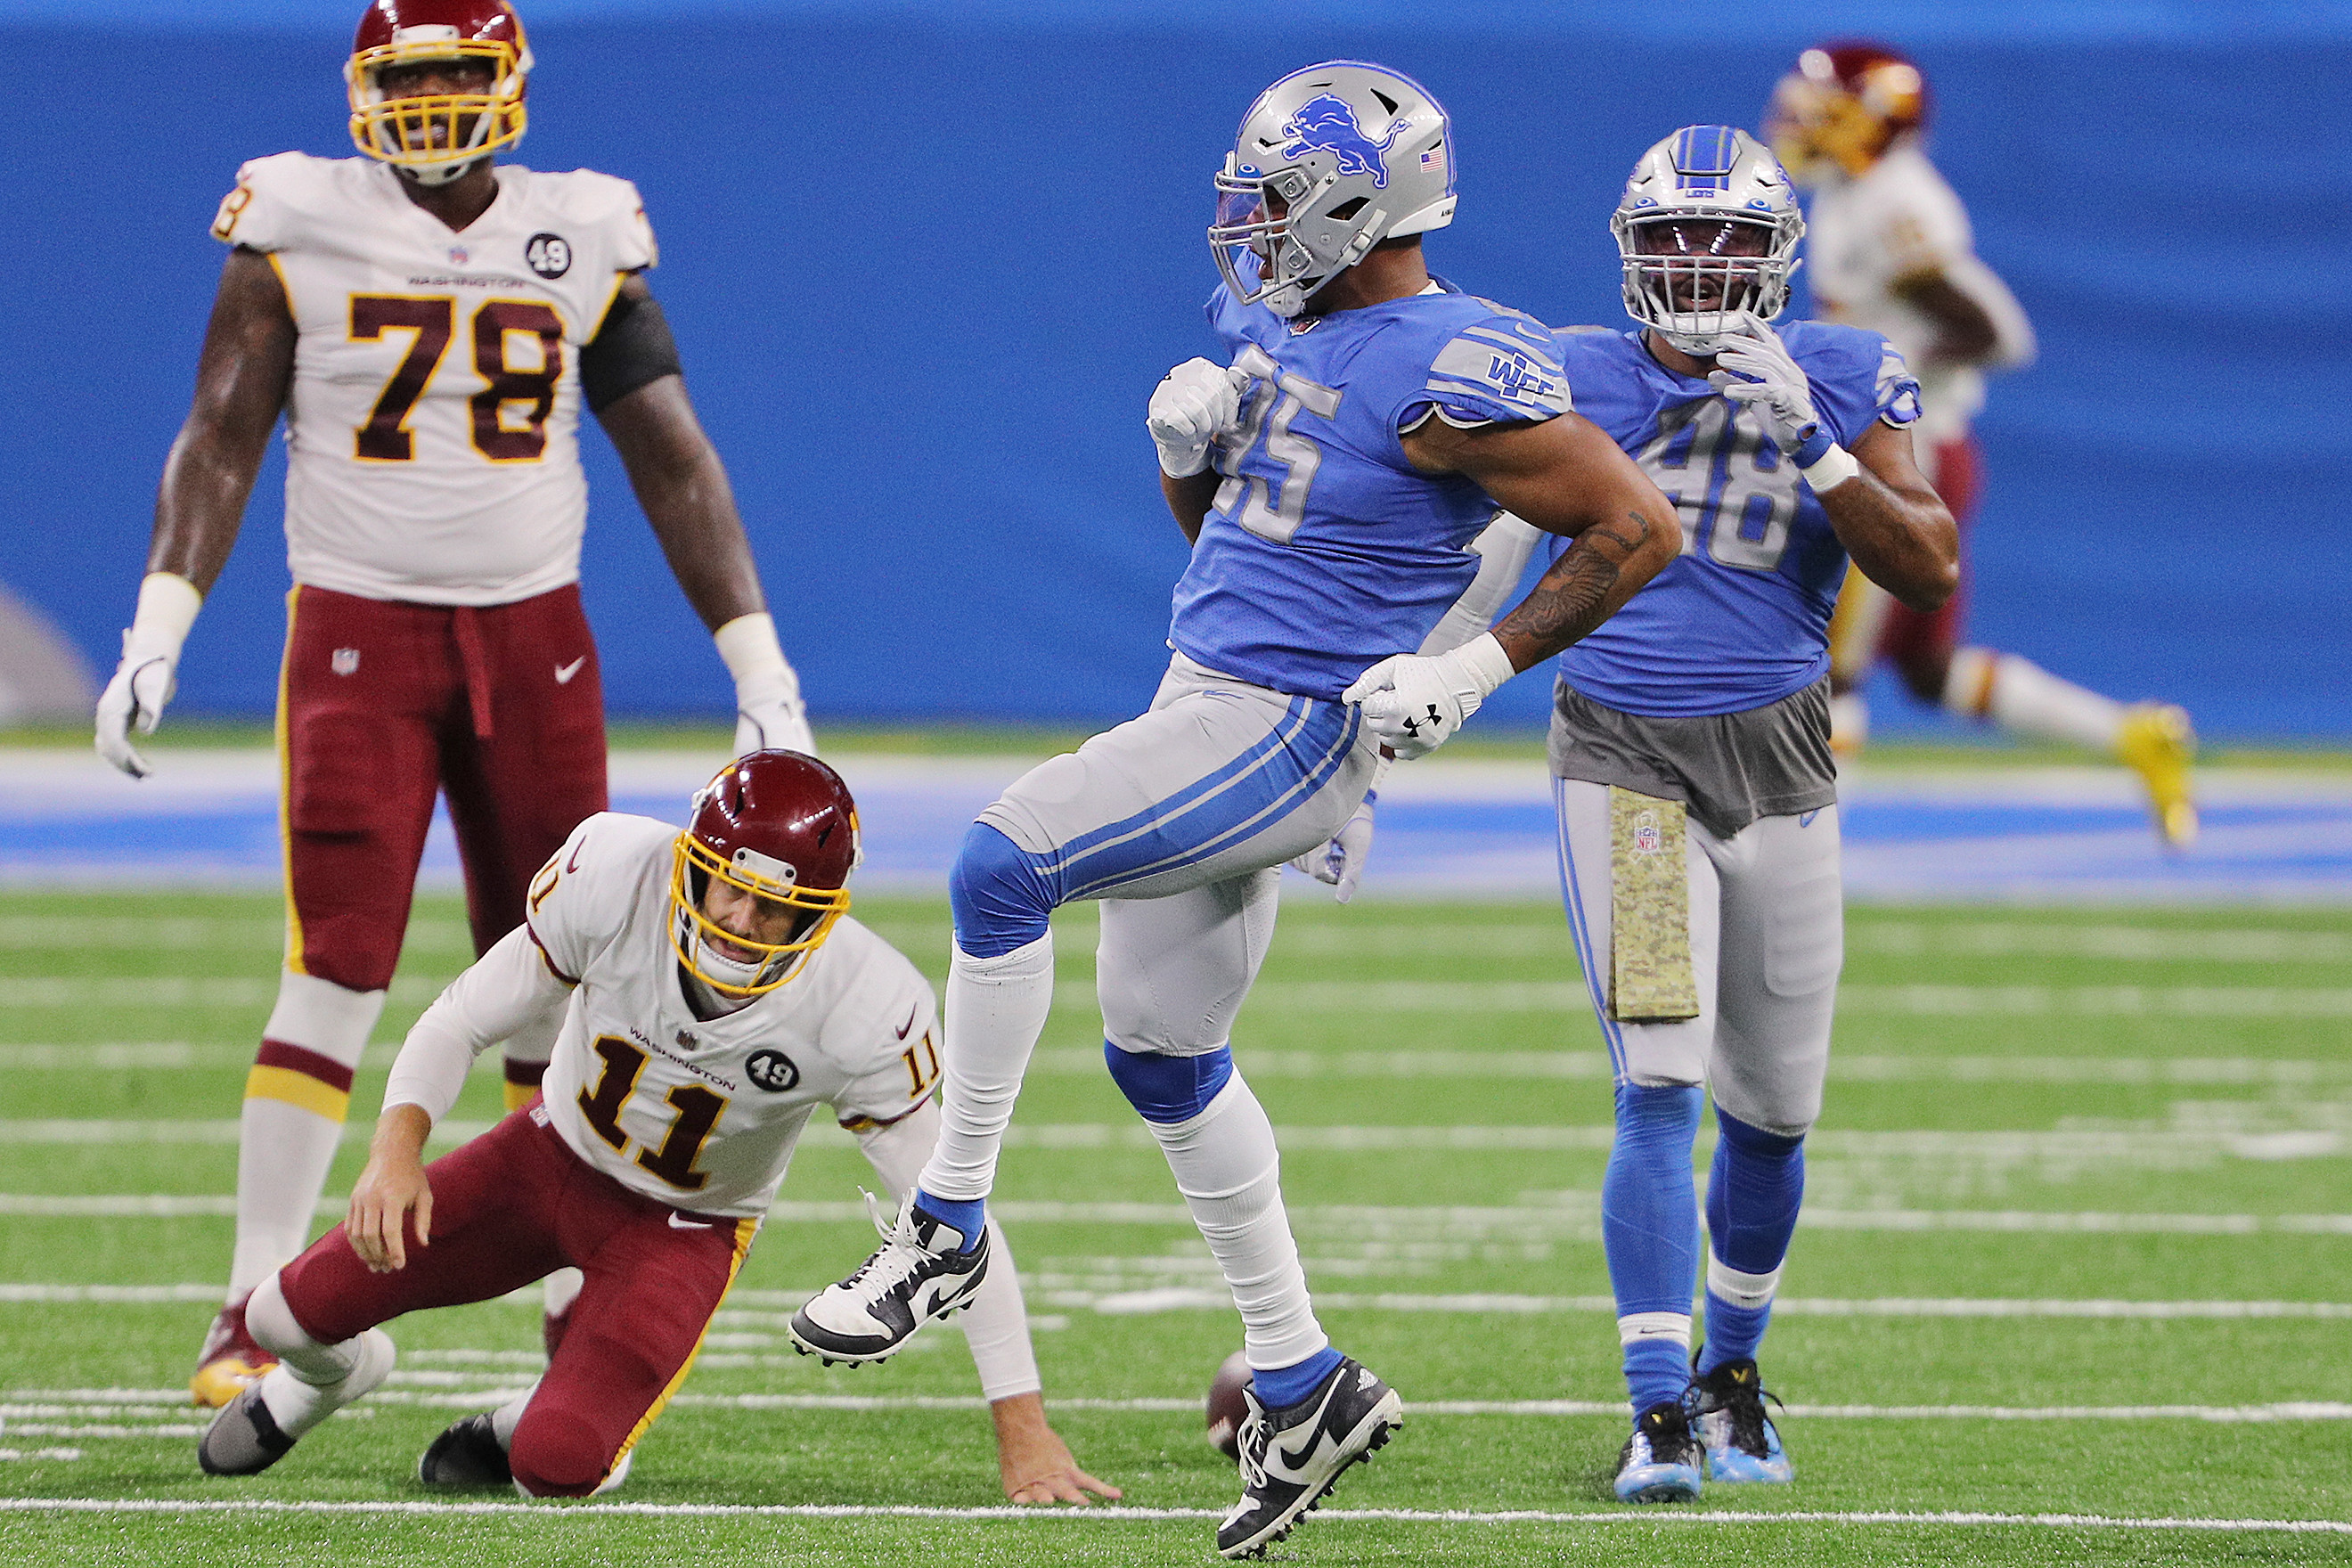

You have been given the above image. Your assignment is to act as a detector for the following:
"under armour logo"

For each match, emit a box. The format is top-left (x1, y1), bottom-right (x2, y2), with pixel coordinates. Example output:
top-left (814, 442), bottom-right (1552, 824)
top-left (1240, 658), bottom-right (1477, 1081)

top-left (1401, 703), bottom-right (1446, 739)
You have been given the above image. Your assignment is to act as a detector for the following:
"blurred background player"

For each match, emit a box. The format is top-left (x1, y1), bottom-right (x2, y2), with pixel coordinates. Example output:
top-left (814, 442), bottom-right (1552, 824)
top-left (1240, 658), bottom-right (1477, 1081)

top-left (1436, 126), bottom-right (1956, 1500)
top-left (90, 0), bottom-right (814, 1407)
top-left (789, 61), bottom-right (1678, 1559)
top-left (1765, 41), bottom-right (2197, 849)
top-left (197, 752), bottom-right (1113, 1505)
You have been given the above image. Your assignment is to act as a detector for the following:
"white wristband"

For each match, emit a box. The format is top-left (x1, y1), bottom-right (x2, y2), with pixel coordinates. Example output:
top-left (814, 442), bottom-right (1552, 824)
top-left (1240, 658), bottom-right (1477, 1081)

top-left (1456, 631), bottom-right (1518, 698)
top-left (712, 612), bottom-right (801, 704)
top-left (124, 572), bottom-right (202, 662)
top-left (1798, 443), bottom-right (1861, 494)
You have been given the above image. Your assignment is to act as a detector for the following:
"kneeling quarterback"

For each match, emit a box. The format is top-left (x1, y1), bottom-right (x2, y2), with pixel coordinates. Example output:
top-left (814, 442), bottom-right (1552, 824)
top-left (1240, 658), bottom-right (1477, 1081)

top-left (196, 752), bottom-right (1114, 1504)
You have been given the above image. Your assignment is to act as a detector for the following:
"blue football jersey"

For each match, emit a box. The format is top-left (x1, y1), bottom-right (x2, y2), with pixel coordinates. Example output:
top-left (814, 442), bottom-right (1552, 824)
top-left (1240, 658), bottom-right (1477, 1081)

top-left (1553, 323), bottom-right (1920, 717)
top-left (1167, 279), bottom-right (1572, 700)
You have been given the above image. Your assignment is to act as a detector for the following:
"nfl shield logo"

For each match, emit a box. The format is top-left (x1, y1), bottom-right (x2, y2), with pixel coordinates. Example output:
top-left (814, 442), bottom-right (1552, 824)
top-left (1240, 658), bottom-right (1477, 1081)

top-left (1634, 813), bottom-right (1662, 853)
top-left (330, 648), bottom-right (361, 676)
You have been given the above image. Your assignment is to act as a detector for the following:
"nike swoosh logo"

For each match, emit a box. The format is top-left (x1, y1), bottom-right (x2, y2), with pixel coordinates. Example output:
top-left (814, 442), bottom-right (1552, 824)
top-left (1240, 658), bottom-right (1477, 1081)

top-left (1276, 1430), bottom-right (1327, 1472)
top-left (895, 1003), bottom-right (919, 1041)
top-left (554, 657), bottom-right (587, 684)
top-left (666, 1213), bottom-right (713, 1230)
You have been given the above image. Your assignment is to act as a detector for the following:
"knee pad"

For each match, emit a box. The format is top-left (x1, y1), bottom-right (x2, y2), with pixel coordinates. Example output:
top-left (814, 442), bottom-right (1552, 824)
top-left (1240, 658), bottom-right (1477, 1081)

top-left (508, 1409), bottom-right (611, 1499)
top-left (949, 823), bottom-right (1058, 959)
top-left (1104, 1041), bottom-right (1234, 1124)
top-left (1717, 1106), bottom-right (1808, 1156)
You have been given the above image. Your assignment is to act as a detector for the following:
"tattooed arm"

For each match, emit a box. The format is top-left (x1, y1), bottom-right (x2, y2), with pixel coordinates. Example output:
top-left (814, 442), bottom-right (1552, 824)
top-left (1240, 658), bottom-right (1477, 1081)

top-left (1398, 412), bottom-right (1681, 670)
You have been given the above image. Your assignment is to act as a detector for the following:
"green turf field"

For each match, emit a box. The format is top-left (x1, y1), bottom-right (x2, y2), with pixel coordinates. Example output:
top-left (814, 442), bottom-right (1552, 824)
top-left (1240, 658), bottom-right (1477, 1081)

top-left (1, 890), bottom-right (2347, 1564)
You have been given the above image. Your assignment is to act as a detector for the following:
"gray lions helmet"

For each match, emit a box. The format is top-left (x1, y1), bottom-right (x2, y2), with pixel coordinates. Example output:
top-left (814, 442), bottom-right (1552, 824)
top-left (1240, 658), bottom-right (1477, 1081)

top-left (1613, 125), bottom-right (1804, 355)
top-left (1211, 61), bottom-right (1457, 319)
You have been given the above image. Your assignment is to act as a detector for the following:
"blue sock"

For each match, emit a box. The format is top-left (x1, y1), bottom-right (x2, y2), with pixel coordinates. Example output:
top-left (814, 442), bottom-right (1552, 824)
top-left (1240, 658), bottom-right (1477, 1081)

top-left (1253, 1345), bottom-right (1343, 1409)
top-left (1603, 1082), bottom-right (1703, 1417)
top-left (912, 1188), bottom-right (986, 1249)
top-left (1697, 1108), bottom-right (1806, 1374)
top-left (948, 822), bottom-right (1060, 959)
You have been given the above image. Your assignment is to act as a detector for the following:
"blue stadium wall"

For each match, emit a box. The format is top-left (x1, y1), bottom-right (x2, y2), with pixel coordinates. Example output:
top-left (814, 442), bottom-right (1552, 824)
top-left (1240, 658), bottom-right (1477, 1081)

top-left (3, 1), bottom-right (2343, 734)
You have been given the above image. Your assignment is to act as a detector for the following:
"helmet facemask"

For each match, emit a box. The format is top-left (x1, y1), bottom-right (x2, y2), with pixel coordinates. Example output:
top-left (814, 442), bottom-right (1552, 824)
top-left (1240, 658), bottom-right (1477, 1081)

top-left (668, 829), bottom-right (851, 999)
top-left (1615, 213), bottom-right (1800, 355)
top-left (347, 28), bottom-right (529, 185)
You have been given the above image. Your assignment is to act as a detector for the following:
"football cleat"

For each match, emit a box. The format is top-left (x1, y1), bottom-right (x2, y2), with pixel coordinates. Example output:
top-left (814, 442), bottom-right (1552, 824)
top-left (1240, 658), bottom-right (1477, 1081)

top-left (1688, 1358), bottom-right (1793, 1484)
top-left (418, 1412), bottom-right (512, 1489)
top-left (787, 1192), bottom-right (988, 1365)
top-left (1216, 1357), bottom-right (1402, 1559)
top-left (1613, 1400), bottom-right (1703, 1503)
top-left (197, 1327), bottom-right (395, 1477)
top-left (191, 1297), bottom-right (277, 1409)
top-left (2117, 701), bottom-right (2198, 853)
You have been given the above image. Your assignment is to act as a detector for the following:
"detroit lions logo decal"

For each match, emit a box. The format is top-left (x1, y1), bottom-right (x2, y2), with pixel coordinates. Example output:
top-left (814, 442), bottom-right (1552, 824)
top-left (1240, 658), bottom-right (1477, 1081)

top-left (1280, 94), bottom-right (1400, 188)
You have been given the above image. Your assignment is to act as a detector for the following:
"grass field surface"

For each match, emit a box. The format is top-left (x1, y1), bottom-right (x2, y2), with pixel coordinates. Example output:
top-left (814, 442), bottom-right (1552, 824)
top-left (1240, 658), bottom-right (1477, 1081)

top-left (1, 889), bottom-right (2346, 1564)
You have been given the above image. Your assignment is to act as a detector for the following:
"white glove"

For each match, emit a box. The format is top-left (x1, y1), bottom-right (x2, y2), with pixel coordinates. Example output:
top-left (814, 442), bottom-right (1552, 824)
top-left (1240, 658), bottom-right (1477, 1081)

top-left (1707, 318), bottom-right (1834, 468)
top-left (1146, 358), bottom-right (1250, 478)
top-left (1289, 796), bottom-right (1375, 903)
top-left (94, 573), bottom-right (203, 779)
top-left (714, 612), bottom-right (815, 757)
top-left (1340, 632), bottom-right (1518, 761)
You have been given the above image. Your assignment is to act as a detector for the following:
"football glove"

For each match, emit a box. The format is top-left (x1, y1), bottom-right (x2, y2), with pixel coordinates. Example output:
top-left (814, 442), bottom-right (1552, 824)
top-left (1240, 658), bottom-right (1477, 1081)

top-left (1708, 319), bottom-right (1835, 468)
top-left (1341, 632), bottom-right (1517, 761)
top-left (1290, 793), bottom-right (1375, 903)
top-left (94, 572), bottom-right (202, 779)
top-left (715, 612), bottom-right (816, 757)
top-left (1146, 358), bottom-right (1250, 478)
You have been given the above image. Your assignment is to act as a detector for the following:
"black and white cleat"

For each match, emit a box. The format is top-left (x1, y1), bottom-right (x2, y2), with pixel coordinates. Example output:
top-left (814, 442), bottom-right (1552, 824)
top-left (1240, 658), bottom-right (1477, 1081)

top-left (788, 1192), bottom-right (989, 1365)
top-left (1215, 1357), bottom-right (1403, 1559)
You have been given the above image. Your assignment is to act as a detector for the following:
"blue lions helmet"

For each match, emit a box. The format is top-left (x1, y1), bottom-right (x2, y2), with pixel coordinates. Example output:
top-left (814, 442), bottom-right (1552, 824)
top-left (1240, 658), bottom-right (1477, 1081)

top-left (1613, 125), bottom-right (1805, 355)
top-left (1211, 61), bottom-right (1457, 319)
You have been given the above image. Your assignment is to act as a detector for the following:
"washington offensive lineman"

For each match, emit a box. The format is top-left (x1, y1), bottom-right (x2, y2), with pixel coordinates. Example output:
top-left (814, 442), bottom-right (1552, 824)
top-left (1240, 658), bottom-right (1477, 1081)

top-left (789, 62), bottom-right (1680, 1558)
top-left (195, 752), bottom-right (1115, 1505)
top-left (91, 0), bottom-right (816, 1405)
top-left (1452, 127), bottom-right (1955, 1500)
top-left (1766, 41), bottom-right (2197, 847)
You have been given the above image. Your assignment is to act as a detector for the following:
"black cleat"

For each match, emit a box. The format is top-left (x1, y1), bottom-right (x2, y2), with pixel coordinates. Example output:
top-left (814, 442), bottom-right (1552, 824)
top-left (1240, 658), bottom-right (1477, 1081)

top-left (197, 1383), bottom-right (296, 1477)
top-left (1216, 1357), bottom-right (1403, 1559)
top-left (788, 1195), bottom-right (990, 1365)
top-left (1688, 1357), bottom-right (1793, 1483)
top-left (418, 1412), bottom-right (513, 1489)
top-left (1613, 1399), bottom-right (1703, 1503)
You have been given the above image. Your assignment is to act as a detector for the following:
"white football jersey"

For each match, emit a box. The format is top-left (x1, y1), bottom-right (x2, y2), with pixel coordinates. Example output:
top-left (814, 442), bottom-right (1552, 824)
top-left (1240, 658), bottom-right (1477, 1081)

top-left (1803, 143), bottom-right (2034, 445)
top-left (211, 152), bottom-right (657, 606)
top-left (524, 813), bottom-right (941, 1218)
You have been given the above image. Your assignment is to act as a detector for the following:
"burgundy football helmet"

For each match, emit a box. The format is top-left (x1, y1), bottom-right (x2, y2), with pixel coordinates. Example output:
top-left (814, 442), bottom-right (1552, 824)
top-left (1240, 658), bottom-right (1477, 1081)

top-left (346, 0), bottom-right (533, 185)
top-left (1765, 42), bottom-right (1930, 184)
top-left (670, 751), bottom-right (862, 997)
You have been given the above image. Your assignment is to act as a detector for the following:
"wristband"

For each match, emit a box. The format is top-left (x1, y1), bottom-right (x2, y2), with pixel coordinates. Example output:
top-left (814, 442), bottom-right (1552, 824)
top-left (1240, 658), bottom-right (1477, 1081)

top-left (1457, 631), bottom-right (1519, 698)
top-left (124, 572), bottom-right (202, 662)
top-left (1798, 443), bottom-right (1861, 494)
top-left (713, 612), bottom-right (802, 704)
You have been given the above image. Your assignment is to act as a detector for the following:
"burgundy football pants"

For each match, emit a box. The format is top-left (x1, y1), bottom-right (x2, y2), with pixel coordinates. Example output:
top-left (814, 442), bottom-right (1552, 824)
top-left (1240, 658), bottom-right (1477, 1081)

top-left (279, 583), bottom-right (608, 992)
top-left (1875, 433), bottom-right (1983, 699)
top-left (279, 1103), bottom-right (755, 1496)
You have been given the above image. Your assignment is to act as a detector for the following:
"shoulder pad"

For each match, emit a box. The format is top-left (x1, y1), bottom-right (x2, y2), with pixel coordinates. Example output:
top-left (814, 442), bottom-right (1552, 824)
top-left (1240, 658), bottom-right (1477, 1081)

top-left (1423, 312), bottom-right (1572, 423)
top-left (210, 151), bottom-right (339, 250)
top-left (530, 167), bottom-right (658, 270)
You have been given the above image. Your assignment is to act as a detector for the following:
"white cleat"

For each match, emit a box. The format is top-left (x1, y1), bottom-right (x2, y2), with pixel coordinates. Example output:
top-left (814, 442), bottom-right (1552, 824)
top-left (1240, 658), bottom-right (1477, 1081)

top-left (788, 1193), bottom-right (989, 1366)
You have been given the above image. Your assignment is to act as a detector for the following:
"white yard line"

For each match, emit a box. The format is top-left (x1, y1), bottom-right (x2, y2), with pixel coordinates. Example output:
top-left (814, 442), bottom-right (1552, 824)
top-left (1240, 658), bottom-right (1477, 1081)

top-left (0, 1497), bottom-right (2343, 1532)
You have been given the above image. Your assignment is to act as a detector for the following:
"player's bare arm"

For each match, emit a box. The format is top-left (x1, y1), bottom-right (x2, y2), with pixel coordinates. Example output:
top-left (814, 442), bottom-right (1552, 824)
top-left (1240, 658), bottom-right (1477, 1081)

top-left (1819, 419), bottom-right (1957, 611)
top-left (592, 274), bottom-right (764, 633)
top-left (149, 248), bottom-right (297, 591)
top-left (347, 1103), bottom-right (434, 1274)
top-left (1160, 468), bottom-right (1222, 543)
top-left (1401, 412), bottom-right (1680, 668)
top-left (1889, 267), bottom-right (2000, 364)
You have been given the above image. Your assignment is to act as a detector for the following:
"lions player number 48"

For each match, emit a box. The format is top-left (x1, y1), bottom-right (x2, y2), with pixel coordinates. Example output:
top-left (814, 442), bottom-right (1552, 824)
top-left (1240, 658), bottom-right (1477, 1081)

top-left (1638, 398), bottom-right (1801, 573)
top-left (1216, 343), bottom-right (1342, 545)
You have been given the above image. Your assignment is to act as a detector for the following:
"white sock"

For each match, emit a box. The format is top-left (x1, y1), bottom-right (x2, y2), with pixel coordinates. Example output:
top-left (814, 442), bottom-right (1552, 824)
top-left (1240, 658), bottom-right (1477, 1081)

top-left (543, 1268), bottom-right (583, 1320)
top-left (1706, 1255), bottom-right (1783, 1310)
top-left (246, 1274), bottom-right (385, 1438)
top-left (1945, 646), bottom-right (2123, 750)
top-left (918, 937), bottom-right (1056, 1202)
top-left (232, 974), bottom-right (385, 1297)
top-left (1147, 1074), bottom-right (1327, 1371)
top-left (492, 1384), bottom-right (535, 1449)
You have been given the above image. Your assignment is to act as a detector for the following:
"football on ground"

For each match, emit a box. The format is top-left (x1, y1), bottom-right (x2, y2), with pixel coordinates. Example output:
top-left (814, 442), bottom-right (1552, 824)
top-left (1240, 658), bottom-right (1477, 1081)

top-left (1206, 1348), bottom-right (1251, 1460)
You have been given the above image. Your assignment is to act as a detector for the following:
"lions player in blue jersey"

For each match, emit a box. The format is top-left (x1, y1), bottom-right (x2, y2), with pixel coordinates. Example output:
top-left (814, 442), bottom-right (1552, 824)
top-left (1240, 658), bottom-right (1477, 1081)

top-left (793, 62), bottom-right (1678, 1557)
top-left (1455, 127), bottom-right (1958, 1502)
